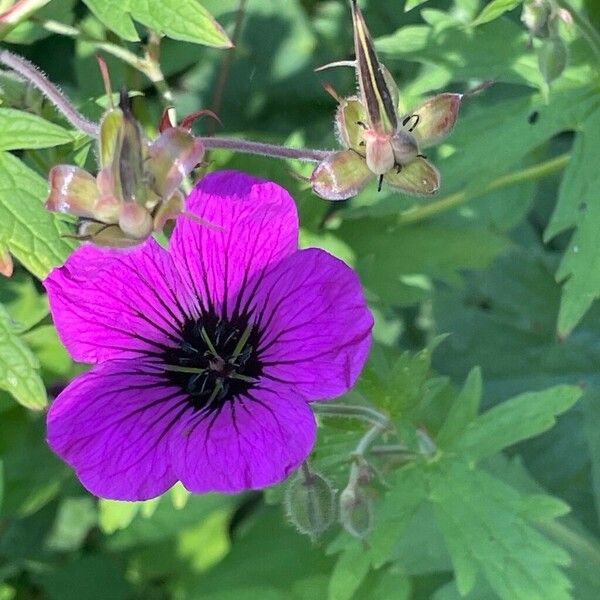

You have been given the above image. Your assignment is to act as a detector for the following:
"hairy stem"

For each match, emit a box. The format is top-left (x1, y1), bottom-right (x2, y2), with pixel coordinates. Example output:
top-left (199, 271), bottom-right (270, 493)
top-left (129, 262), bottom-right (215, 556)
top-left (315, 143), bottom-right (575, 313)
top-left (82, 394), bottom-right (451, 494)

top-left (0, 49), bottom-right (331, 162)
top-left (397, 153), bottom-right (571, 225)
top-left (0, 49), bottom-right (100, 136)
top-left (311, 403), bottom-right (391, 428)
top-left (201, 137), bottom-right (330, 162)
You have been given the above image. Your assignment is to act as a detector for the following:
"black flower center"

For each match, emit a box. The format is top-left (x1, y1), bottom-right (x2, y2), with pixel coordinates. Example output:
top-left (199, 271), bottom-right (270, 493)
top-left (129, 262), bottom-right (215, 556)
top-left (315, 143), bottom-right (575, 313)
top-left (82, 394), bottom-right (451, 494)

top-left (161, 311), bottom-right (263, 412)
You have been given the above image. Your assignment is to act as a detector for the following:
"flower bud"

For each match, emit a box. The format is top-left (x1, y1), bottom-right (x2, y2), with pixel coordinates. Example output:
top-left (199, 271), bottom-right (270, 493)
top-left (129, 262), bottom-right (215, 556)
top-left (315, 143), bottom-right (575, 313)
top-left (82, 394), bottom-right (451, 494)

top-left (538, 36), bottom-right (568, 84)
top-left (285, 468), bottom-right (336, 540)
top-left (339, 486), bottom-right (374, 539)
top-left (521, 0), bottom-right (551, 38)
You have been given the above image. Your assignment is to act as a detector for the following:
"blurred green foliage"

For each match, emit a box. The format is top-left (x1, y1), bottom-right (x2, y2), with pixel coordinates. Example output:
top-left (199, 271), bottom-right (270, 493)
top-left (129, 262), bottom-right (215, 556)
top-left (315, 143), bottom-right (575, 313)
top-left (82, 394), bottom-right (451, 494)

top-left (1, 0), bottom-right (600, 598)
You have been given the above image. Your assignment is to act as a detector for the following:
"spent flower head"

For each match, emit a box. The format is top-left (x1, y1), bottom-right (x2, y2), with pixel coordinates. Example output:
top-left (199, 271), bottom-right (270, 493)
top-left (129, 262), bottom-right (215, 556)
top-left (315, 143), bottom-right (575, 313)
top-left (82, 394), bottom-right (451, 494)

top-left (44, 171), bottom-right (373, 500)
top-left (311, 0), bottom-right (462, 201)
top-left (46, 60), bottom-right (206, 248)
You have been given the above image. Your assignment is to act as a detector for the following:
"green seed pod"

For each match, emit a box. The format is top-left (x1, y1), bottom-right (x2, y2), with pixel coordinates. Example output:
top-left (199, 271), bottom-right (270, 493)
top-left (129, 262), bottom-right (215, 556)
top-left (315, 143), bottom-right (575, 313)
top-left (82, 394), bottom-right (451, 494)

top-left (285, 468), bottom-right (336, 540)
top-left (538, 36), bottom-right (568, 84)
top-left (339, 486), bottom-right (374, 540)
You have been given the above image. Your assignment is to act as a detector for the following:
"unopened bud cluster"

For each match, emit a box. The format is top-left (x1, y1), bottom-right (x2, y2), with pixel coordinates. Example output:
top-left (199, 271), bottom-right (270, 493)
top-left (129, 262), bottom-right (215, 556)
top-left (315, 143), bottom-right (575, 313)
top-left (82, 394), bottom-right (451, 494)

top-left (521, 0), bottom-right (572, 85)
top-left (310, 0), bottom-right (462, 201)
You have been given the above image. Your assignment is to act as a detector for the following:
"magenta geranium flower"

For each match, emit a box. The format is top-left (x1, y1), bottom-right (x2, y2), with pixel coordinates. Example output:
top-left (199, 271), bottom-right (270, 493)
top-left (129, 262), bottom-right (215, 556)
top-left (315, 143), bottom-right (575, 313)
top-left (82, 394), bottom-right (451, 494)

top-left (44, 171), bottom-right (373, 500)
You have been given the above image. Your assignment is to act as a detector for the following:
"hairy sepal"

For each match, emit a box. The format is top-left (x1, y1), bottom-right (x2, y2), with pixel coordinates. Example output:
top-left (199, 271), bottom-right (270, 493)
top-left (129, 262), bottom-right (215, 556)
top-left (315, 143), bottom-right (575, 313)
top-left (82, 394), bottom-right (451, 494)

top-left (408, 93), bottom-right (462, 149)
top-left (311, 150), bottom-right (373, 201)
top-left (384, 157), bottom-right (440, 196)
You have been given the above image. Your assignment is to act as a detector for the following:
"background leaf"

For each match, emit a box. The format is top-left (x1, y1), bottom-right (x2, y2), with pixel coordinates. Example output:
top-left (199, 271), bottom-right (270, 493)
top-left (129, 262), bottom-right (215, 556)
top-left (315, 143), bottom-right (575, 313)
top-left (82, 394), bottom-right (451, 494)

top-left (0, 302), bottom-right (46, 409)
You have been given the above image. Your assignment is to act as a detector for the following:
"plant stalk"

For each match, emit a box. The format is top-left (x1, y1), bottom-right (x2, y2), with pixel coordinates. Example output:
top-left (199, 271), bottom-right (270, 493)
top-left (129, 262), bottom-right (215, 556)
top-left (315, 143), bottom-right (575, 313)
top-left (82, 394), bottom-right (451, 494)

top-left (397, 153), bottom-right (571, 225)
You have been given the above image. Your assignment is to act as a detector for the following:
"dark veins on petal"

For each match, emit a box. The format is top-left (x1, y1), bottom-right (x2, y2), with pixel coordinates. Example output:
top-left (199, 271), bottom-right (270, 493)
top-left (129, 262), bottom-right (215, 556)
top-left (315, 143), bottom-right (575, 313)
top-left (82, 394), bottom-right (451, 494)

top-left (160, 310), bottom-right (264, 414)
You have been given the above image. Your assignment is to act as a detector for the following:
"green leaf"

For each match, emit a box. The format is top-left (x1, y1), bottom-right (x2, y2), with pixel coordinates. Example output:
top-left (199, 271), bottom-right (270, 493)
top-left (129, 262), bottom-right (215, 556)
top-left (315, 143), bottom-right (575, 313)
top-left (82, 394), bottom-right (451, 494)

top-left (583, 391), bottom-right (600, 525)
top-left (133, 0), bottom-right (231, 47)
top-left (106, 494), bottom-right (233, 550)
top-left (454, 385), bottom-right (582, 461)
top-left (83, 0), bottom-right (231, 46)
top-left (0, 271), bottom-right (49, 329)
top-left (471, 0), bottom-right (522, 27)
top-left (405, 0), bottom-right (431, 11)
top-left (0, 460), bottom-right (3, 515)
top-left (430, 460), bottom-right (572, 599)
top-left (432, 249), bottom-right (600, 398)
top-left (366, 464), bottom-right (428, 567)
top-left (337, 220), bottom-right (507, 306)
top-left (328, 543), bottom-right (371, 600)
top-left (437, 366), bottom-right (482, 447)
top-left (0, 152), bottom-right (73, 279)
top-left (82, 0), bottom-right (140, 41)
top-left (37, 555), bottom-right (131, 600)
top-left (0, 302), bottom-right (46, 410)
top-left (98, 500), bottom-right (140, 534)
top-left (545, 107), bottom-right (600, 336)
top-left (0, 108), bottom-right (74, 150)
top-left (45, 497), bottom-right (97, 552)
top-left (358, 344), bottom-right (434, 415)
top-left (376, 16), bottom-right (542, 86)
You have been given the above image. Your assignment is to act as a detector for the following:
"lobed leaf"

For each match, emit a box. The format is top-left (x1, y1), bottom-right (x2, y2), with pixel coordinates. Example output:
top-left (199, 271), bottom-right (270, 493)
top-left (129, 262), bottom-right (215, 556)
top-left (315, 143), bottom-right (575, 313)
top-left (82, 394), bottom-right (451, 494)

top-left (430, 460), bottom-right (572, 600)
top-left (545, 108), bottom-right (600, 336)
top-left (453, 385), bottom-right (582, 461)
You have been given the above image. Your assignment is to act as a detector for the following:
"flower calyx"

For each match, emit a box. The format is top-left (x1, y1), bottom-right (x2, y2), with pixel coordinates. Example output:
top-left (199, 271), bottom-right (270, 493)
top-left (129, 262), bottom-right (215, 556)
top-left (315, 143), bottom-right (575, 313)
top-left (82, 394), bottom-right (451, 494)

top-left (311, 0), bottom-right (462, 201)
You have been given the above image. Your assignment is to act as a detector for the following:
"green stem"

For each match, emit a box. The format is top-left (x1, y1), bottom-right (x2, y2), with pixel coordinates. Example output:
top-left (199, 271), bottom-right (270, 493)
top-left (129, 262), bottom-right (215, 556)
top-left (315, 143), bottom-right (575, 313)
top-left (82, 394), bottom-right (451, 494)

top-left (36, 19), bottom-right (175, 107)
top-left (311, 403), bottom-right (391, 429)
top-left (540, 519), bottom-right (600, 567)
top-left (144, 30), bottom-right (174, 110)
top-left (370, 444), bottom-right (415, 456)
top-left (35, 19), bottom-right (144, 71)
top-left (397, 153), bottom-right (571, 226)
top-left (354, 425), bottom-right (385, 457)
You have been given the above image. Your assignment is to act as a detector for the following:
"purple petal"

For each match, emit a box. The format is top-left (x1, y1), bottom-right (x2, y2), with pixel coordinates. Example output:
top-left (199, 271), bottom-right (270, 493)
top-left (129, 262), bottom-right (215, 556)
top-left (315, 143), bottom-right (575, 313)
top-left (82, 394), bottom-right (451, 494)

top-left (171, 380), bottom-right (316, 493)
top-left (47, 361), bottom-right (183, 500)
top-left (170, 171), bottom-right (298, 316)
top-left (251, 248), bottom-right (373, 400)
top-left (44, 240), bottom-right (193, 363)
